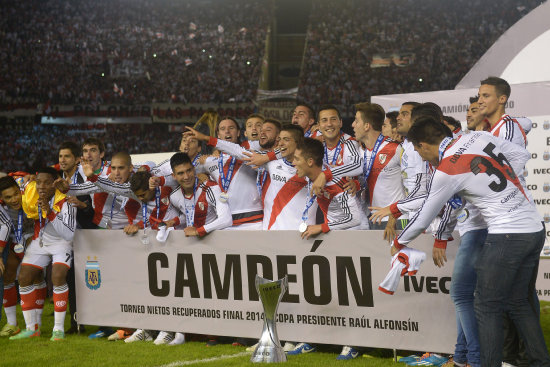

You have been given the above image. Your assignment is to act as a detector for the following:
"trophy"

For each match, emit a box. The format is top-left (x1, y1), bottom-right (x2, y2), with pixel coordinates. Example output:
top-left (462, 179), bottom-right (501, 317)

top-left (250, 275), bottom-right (288, 363)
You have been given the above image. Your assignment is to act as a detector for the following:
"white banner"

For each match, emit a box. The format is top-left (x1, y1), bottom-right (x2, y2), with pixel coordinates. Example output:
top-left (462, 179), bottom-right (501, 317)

top-left (75, 229), bottom-right (460, 353)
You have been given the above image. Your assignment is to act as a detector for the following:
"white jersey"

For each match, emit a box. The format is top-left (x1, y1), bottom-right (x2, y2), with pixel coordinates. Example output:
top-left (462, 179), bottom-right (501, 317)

top-left (30, 197), bottom-right (77, 247)
top-left (164, 181), bottom-right (232, 236)
top-left (241, 140), bottom-right (261, 151)
top-left (322, 133), bottom-right (362, 174)
top-left (198, 138), bottom-right (263, 227)
top-left (211, 138), bottom-right (316, 230)
top-left (150, 154), bottom-right (202, 178)
top-left (400, 139), bottom-right (429, 199)
top-left (0, 204), bottom-right (38, 249)
top-left (488, 114), bottom-right (527, 148)
top-left (317, 177), bottom-right (362, 231)
top-left (396, 133), bottom-right (542, 248)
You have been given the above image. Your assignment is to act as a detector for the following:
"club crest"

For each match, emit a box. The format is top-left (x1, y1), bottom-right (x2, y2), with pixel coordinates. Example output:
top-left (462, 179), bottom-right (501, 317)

top-left (378, 154), bottom-right (387, 164)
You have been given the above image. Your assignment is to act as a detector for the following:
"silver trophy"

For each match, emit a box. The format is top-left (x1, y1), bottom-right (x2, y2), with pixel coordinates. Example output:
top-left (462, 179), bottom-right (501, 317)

top-left (251, 275), bottom-right (288, 363)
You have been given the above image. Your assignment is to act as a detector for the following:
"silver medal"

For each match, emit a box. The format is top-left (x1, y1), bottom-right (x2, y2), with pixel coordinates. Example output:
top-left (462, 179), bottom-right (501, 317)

top-left (298, 222), bottom-right (308, 233)
top-left (13, 243), bottom-right (24, 254)
top-left (456, 208), bottom-right (469, 223)
top-left (219, 192), bottom-right (229, 203)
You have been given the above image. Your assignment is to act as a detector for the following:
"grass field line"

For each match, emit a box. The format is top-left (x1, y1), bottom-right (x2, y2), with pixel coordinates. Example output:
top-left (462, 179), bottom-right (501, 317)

top-left (155, 351), bottom-right (250, 367)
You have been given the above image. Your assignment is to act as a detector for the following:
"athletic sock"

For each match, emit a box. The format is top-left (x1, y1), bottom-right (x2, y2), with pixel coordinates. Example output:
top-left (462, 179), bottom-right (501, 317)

top-left (19, 284), bottom-right (36, 331)
top-left (3, 282), bottom-right (18, 326)
top-left (53, 284), bottom-right (69, 332)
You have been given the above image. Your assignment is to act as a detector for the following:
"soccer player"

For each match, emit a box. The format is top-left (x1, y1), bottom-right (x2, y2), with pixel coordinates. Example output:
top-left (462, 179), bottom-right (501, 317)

top-left (477, 77), bottom-right (527, 147)
top-left (466, 97), bottom-right (486, 131)
top-left (0, 176), bottom-right (37, 337)
top-left (381, 111), bottom-right (401, 142)
top-left (242, 113), bottom-right (265, 150)
top-left (58, 141), bottom-right (94, 334)
top-left (82, 137), bottom-right (110, 176)
top-left (291, 102), bottom-right (317, 137)
top-left (317, 105), bottom-right (360, 169)
top-left (150, 133), bottom-right (204, 178)
top-left (10, 167), bottom-right (77, 341)
top-left (393, 117), bottom-right (549, 367)
top-left (163, 152), bottom-right (232, 236)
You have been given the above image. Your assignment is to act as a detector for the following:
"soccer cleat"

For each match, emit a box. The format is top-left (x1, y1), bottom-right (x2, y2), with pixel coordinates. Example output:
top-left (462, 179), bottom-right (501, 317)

top-left (337, 346), bottom-right (360, 360)
top-left (10, 329), bottom-right (40, 340)
top-left (108, 329), bottom-right (132, 341)
top-left (0, 324), bottom-right (21, 337)
top-left (88, 330), bottom-right (107, 339)
top-left (246, 342), bottom-right (259, 352)
top-left (408, 353), bottom-right (449, 366)
top-left (283, 342), bottom-right (296, 352)
top-left (399, 355), bottom-right (421, 363)
top-left (286, 342), bottom-right (317, 355)
top-left (124, 329), bottom-right (153, 343)
top-left (168, 332), bottom-right (185, 346)
top-left (154, 331), bottom-right (174, 345)
top-left (50, 330), bottom-right (65, 341)
top-left (441, 357), bottom-right (468, 367)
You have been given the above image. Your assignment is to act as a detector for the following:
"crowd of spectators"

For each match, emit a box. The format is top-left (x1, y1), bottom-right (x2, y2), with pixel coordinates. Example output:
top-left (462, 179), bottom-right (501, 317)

top-left (297, 0), bottom-right (542, 105)
top-left (0, 0), bottom-right (270, 106)
top-left (0, 124), bottom-right (181, 173)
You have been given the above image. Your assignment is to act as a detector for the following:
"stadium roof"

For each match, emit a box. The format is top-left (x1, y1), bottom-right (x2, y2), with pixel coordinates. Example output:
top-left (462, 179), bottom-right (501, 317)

top-left (456, 1), bottom-right (550, 88)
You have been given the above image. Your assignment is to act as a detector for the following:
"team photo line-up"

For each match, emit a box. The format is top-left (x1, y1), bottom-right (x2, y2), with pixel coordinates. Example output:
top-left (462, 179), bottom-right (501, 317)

top-left (0, 76), bottom-right (548, 366)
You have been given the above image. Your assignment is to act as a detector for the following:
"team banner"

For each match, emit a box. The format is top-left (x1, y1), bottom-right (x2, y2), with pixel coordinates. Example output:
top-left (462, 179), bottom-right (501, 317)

top-left (75, 229), bottom-right (460, 353)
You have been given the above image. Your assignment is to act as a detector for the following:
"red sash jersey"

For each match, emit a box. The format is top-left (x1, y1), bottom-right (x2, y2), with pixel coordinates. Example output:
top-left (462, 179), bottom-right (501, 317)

top-left (488, 114), bottom-right (528, 148)
top-left (129, 185), bottom-right (172, 230)
top-left (196, 138), bottom-right (264, 227)
top-left (207, 138), bottom-right (317, 230)
top-left (394, 132), bottom-right (542, 249)
top-left (164, 180), bottom-right (233, 236)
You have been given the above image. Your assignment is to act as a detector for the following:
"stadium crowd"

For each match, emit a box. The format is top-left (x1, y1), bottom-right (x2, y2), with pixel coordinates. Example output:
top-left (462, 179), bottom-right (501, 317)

top-left (1, 76), bottom-right (548, 366)
top-left (0, 0), bottom-right (270, 106)
top-left (297, 0), bottom-right (541, 105)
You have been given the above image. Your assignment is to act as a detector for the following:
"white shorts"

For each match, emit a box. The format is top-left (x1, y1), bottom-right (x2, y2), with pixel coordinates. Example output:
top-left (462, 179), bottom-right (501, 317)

top-left (21, 238), bottom-right (73, 270)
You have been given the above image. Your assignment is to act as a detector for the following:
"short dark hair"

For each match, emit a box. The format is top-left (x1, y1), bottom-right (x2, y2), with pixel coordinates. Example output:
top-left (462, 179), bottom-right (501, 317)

top-left (443, 116), bottom-right (462, 131)
top-left (480, 76), bottom-right (511, 99)
top-left (297, 138), bottom-right (324, 167)
top-left (130, 171), bottom-right (151, 193)
top-left (170, 152), bottom-right (192, 171)
top-left (36, 166), bottom-right (61, 180)
top-left (281, 124), bottom-right (304, 146)
top-left (355, 102), bottom-right (385, 131)
top-left (82, 137), bottom-right (105, 153)
top-left (411, 103), bottom-right (443, 123)
top-left (402, 101), bottom-right (420, 109)
top-left (0, 176), bottom-right (19, 193)
top-left (318, 104), bottom-right (342, 121)
top-left (263, 118), bottom-right (282, 133)
top-left (469, 95), bottom-right (479, 104)
top-left (408, 116), bottom-right (453, 146)
top-left (386, 111), bottom-right (398, 128)
top-left (296, 102), bottom-right (315, 120)
top-left (59, 141), bottom-right (81, 158)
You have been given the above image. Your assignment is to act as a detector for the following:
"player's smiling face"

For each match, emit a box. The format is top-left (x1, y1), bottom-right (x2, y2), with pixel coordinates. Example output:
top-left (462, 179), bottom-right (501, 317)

top-left (217, 119), bottom-right (240, 143)
top-left (466, 102), bottom-right (485, 130)
top-left (0, 186), bottom-right (22, 210)
top-left (172, 163), bottom-right (196, 192)
top-left (244, 117), bottom-right (263, 141)
top-left (319, 109), bottom-right (342, 141)
top-left (278, 131), bottom-right (297, 159)
top-left (477, 84), bottom-right (505, 117)
top-left (259, 122), bottom-right (279, 149)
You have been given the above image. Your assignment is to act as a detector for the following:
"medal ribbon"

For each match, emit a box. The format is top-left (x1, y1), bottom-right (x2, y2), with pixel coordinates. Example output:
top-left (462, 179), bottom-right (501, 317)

top-left (301, 180), bottom-right (317, 223)
top-left (218, 153), bottom-right (236, 193)
top-left (325, 140), bottom-right (343, 166)
top-left (362, 134), bottom-right (385, 188)
top-left (184, 178), bottom-right (199, 227)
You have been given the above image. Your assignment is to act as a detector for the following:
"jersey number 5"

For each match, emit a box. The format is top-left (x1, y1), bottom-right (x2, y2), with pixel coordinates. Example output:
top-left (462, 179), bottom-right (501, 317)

top-left (469, 143), bottom-right (516, 192)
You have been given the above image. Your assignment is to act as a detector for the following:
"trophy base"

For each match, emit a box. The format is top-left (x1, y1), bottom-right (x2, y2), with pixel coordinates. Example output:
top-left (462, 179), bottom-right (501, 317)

top-left (250, 344), bottom-right (287, 363)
